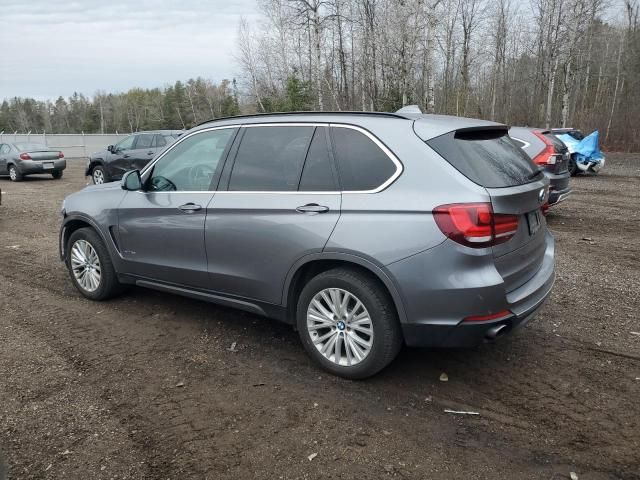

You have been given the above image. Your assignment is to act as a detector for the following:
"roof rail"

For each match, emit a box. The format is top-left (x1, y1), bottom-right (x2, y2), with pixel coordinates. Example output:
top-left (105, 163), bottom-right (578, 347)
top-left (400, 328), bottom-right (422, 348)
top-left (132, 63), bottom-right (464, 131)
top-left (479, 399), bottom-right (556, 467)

top-left (194, 110), bottom-right (412, 127)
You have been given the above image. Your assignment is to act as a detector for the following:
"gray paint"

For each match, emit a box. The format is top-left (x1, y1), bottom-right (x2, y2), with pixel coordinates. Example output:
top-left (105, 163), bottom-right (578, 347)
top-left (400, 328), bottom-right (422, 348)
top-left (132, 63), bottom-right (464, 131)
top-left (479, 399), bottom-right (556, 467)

top-left (60, 112), bottom-right (556, 349)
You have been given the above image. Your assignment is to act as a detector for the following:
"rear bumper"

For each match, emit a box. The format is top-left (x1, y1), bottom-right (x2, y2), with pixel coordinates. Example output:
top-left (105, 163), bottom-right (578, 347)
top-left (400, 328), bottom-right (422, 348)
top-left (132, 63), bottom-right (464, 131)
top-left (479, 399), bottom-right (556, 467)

top-left (545, 170), bottom-right (571, 205)
top-left (18, 159), bottom-right (66, 174)
top-left (387, 231), bottom-right (555, 348)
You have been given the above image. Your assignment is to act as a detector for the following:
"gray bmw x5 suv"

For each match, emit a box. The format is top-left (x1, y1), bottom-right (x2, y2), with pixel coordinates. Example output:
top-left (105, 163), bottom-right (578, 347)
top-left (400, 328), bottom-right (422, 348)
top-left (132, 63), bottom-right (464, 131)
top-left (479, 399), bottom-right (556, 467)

top-left (60, 111), bottom-right (555, 378)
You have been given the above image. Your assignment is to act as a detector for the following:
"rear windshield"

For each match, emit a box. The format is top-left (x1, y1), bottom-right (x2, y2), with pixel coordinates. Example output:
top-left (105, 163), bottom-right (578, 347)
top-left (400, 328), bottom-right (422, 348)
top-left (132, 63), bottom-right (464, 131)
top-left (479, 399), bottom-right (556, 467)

top-left (15, 143), bottom-right (47, 151)
top-left (427, 129), bottom-right (542, 188)
top-left (542, 132), bottom-right (567, 152)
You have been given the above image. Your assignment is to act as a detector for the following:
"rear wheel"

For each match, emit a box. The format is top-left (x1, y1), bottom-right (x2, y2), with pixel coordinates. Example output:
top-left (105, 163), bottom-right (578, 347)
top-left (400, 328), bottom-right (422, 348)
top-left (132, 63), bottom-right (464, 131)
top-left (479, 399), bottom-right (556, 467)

top-left (296, 268), bottom-right (402, 379)
top-left (66, 227), bottom-right (121, 300)
top-left (51, 170), bottom-right (63, 179)
top-left (91, 165), bottom-right (108, 184)
top-left (8, 165), bottom-right (22, 182)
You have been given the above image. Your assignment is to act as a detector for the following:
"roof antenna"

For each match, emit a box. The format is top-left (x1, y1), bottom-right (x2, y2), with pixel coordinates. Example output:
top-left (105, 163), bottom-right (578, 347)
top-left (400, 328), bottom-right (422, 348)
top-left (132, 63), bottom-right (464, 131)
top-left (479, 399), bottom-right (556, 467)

top-left (395, 105), bottom-right (422, 115)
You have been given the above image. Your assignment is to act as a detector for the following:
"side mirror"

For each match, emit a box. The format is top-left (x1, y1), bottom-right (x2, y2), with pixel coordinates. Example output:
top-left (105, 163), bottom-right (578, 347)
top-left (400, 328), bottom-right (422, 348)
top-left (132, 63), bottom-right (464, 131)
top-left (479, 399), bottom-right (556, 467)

top-left (121, 170), bottom-right (142, 191)
top-left (107, 145), bottom-right (114, 153)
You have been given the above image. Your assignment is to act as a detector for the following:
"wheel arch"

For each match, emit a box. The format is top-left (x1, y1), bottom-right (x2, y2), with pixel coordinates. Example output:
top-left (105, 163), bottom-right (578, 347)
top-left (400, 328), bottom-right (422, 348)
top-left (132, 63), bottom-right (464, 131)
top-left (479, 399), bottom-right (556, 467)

top-left (283, 253), bottom-right (407, 326)
top-left (60, 214), bottom-right (110, 262)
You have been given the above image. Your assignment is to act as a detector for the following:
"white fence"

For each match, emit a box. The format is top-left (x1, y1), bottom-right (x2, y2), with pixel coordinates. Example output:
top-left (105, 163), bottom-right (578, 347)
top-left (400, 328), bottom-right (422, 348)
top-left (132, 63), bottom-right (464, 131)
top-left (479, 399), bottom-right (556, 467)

top-left (0, 132), bottom-right (130, 158)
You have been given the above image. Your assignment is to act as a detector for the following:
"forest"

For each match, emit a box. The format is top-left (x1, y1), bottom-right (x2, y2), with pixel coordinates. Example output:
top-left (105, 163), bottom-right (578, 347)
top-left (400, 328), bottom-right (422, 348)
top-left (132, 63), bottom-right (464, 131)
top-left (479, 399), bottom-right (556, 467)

top-left (1, 0), bottom-right (639, 150)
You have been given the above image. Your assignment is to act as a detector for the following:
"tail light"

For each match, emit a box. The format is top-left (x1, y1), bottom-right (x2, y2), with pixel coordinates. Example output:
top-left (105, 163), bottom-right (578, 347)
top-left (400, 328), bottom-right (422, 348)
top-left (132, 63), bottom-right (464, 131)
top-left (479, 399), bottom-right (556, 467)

top-left (433, 203), bottom-right (519, 248)
top-left (532, 131), bottom-right (557, 165)
top-left (541, 202), bottom-right (550, 216)
top-left (58, 152), bottom-right (64, 158)
top-left (463, 310), bottom-right (512, 322)
top-left (19, 153), bottom-right (32, 160)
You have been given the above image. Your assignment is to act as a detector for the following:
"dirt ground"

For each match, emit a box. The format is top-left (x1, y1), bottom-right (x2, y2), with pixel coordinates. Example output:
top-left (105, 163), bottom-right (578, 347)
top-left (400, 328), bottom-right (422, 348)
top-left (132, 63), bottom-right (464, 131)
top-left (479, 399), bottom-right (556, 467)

top-left (0, 155), bottom-right (638, 480)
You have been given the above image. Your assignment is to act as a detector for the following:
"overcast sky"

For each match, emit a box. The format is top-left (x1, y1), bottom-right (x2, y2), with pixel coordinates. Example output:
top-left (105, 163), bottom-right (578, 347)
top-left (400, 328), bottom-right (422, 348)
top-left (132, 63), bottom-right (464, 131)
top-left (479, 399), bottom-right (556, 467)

top-left (0, 0), bottom-right (258, 100)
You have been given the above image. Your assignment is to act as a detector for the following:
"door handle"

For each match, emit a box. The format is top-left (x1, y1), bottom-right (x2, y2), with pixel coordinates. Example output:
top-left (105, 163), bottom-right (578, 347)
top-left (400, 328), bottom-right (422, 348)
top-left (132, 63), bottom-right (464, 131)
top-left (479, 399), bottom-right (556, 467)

top-left (147, 151), bottom-right (154, 155)
top-left (179, 203), bottom-right (202, 213)
top-left (123, 154), bottom-right (130, 158)
top-left (296, 203), bottom-right (329, 213)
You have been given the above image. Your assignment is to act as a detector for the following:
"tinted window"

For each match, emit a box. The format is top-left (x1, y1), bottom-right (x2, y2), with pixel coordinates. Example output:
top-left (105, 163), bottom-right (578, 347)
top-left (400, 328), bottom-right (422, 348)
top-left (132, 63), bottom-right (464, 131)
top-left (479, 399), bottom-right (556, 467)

top-left (427, 130), bottom-right (541, 188)
top-left (135, 134), bottom-right (154, 150)
top-left (154, 135), bottom-right (167, 148)
top-left (229, 126), bottom-right (313, 191)
top-left (0, 144), bottom-right (10, 154)
top-left (542, 132), bottom-right (567, 152)
top-left (299, 127), bottom-right (336, 191)
top-left (148, 128), bottom-right (235, 192)
top-left (331, 127), bottom-right (397, 191)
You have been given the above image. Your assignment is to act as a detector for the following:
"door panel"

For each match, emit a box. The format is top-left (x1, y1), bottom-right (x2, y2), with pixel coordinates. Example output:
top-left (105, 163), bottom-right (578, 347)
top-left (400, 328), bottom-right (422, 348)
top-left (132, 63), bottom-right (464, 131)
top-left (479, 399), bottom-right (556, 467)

top-left (205, 193), bottom-right (341, 304)
top-left (116, 127), bottom-right (237, 287)
top-left (0, 145), bottom-right (8, 173)
top-left (117, 191), bottom-right (214, 287)
top-left (108, 135), bottom-right (136, 179)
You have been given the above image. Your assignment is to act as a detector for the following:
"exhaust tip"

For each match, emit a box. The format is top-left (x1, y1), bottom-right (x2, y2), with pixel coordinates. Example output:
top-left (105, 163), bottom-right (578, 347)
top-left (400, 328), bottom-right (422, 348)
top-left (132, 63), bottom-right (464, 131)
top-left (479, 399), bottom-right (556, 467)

top-left (485, 324), bottom-right (509, 341)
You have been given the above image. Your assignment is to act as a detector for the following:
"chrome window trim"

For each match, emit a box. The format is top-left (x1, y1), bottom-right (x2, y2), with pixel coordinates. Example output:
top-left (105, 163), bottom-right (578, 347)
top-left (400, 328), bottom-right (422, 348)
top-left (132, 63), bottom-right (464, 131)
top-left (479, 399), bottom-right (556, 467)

top-left (329, 123), bottom-right (404, 194)
top-left (139, 125), bottom-right (238, 177)
top-left (511, 137), bottom-right (531, 150)
top-left (139, 122), bottom-right (403, 194)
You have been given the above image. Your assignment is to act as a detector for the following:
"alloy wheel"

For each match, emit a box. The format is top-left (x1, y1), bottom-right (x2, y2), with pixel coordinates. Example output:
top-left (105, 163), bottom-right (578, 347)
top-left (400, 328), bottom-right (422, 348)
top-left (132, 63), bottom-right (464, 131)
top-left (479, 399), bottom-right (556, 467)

top-left (306, 288), bottom-right (374, 366)
top-left (9, 167), bottom-right (17, 181)
top-left (93, 169), bottom-right (105, 184)
top-left (70, 239), bottom-right (102, 292)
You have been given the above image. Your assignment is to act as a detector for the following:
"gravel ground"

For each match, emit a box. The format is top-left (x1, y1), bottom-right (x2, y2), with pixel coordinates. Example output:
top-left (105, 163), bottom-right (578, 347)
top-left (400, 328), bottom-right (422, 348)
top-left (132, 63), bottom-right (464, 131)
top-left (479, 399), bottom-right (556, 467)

top-left (0, 155), bottom-right (638, 480)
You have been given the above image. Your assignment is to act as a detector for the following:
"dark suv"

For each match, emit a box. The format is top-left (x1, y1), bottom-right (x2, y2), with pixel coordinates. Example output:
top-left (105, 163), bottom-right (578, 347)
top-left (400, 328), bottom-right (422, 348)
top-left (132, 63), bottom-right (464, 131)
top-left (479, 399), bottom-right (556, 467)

top-left (510, 127), bottom-right (571, 209)
top-left (86, 131), bottom-right (182, 184)
top-left (61, 112), bottom-right (555, 378)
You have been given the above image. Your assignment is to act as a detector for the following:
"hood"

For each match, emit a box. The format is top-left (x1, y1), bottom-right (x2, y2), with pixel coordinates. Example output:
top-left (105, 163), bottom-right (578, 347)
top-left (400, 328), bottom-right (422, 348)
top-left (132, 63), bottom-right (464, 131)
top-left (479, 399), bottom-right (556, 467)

top-left (90, 149), bottom-right (109, 159)
top-left (83, 181), bottom-right (122, 193)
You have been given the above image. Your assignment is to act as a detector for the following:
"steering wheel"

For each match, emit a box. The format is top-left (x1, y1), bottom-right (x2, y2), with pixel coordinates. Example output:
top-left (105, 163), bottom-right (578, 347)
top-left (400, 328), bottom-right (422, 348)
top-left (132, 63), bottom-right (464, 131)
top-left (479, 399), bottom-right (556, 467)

top-left (150, 175), bottom-right (176, 192)
top-left (189, 163), bottom-right (215, 190)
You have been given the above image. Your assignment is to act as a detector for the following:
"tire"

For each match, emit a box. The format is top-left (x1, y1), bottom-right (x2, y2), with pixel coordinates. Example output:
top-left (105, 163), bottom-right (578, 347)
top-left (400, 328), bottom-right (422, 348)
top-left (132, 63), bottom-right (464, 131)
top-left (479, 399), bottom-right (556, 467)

top-left (296, 267), bottom-right (402, 379)
top-left (51, 170), bottom-right (63, 179)
top-left (66, 227), bottom-right (122, 301)
top-left (8, 165), bottom-right (22, 182)
top-left (91, 165), bottom-right (108, 184)
top-left (568, 156), bottom-right (578, 176)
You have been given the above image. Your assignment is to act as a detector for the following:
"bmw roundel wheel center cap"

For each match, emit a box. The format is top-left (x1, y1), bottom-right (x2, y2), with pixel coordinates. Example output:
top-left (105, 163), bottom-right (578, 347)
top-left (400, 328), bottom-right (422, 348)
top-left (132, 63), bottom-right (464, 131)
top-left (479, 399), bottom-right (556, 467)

top-left (336, 320), bottom-right (346, 331)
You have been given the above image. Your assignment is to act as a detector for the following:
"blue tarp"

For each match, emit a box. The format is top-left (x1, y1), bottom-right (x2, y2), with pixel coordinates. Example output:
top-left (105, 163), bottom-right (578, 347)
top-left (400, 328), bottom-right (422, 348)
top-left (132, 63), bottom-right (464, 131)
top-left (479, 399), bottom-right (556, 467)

top-left (557, 131), bottom-right (605, 166)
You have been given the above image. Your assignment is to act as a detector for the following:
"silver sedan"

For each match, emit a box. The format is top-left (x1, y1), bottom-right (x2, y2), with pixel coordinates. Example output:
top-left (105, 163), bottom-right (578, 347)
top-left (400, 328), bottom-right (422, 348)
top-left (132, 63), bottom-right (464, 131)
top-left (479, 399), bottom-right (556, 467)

top-left (0, 142), bottom-right (66, 181)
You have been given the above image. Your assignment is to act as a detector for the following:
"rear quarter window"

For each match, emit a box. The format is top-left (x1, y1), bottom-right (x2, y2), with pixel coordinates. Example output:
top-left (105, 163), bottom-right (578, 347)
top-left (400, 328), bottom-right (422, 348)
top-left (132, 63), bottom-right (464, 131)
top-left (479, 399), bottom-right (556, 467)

top-left (331, 126), bottom-right (398, 191)
top-left (427, 129), bottom-right (541, 188)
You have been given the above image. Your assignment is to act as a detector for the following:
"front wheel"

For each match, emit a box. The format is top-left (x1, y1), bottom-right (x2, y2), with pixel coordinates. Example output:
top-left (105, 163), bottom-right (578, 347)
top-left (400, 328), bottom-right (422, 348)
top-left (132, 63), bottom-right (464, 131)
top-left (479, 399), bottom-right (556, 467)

top-left (91, 165), bottom-right (108, 184)
top-left (297, 268), bottom-right (402, 379)
top-left (52, 170), bottom-right (63, 179)
top-left (66, 227), bottom-right (121, 300)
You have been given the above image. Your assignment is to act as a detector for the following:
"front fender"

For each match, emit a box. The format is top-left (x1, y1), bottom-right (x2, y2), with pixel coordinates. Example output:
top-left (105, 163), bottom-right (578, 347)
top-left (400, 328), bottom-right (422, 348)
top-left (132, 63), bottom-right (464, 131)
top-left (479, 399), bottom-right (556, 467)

top-left (59, 213), bottom-right (112, 262)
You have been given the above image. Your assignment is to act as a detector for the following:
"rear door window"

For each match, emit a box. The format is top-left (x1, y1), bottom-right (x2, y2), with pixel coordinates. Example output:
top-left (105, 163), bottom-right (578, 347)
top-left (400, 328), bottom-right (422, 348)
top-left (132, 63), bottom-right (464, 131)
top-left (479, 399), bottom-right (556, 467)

top-left (331, 127), bottom-right (397, 191)
top-left (299, 127), bottom-right (337, 191)
top-left (153, 135), bottom-right (167, 148)
top-left (427, 129), bottom-right (541, 188)
top-left (228, 126), bottom-right (314, 191)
